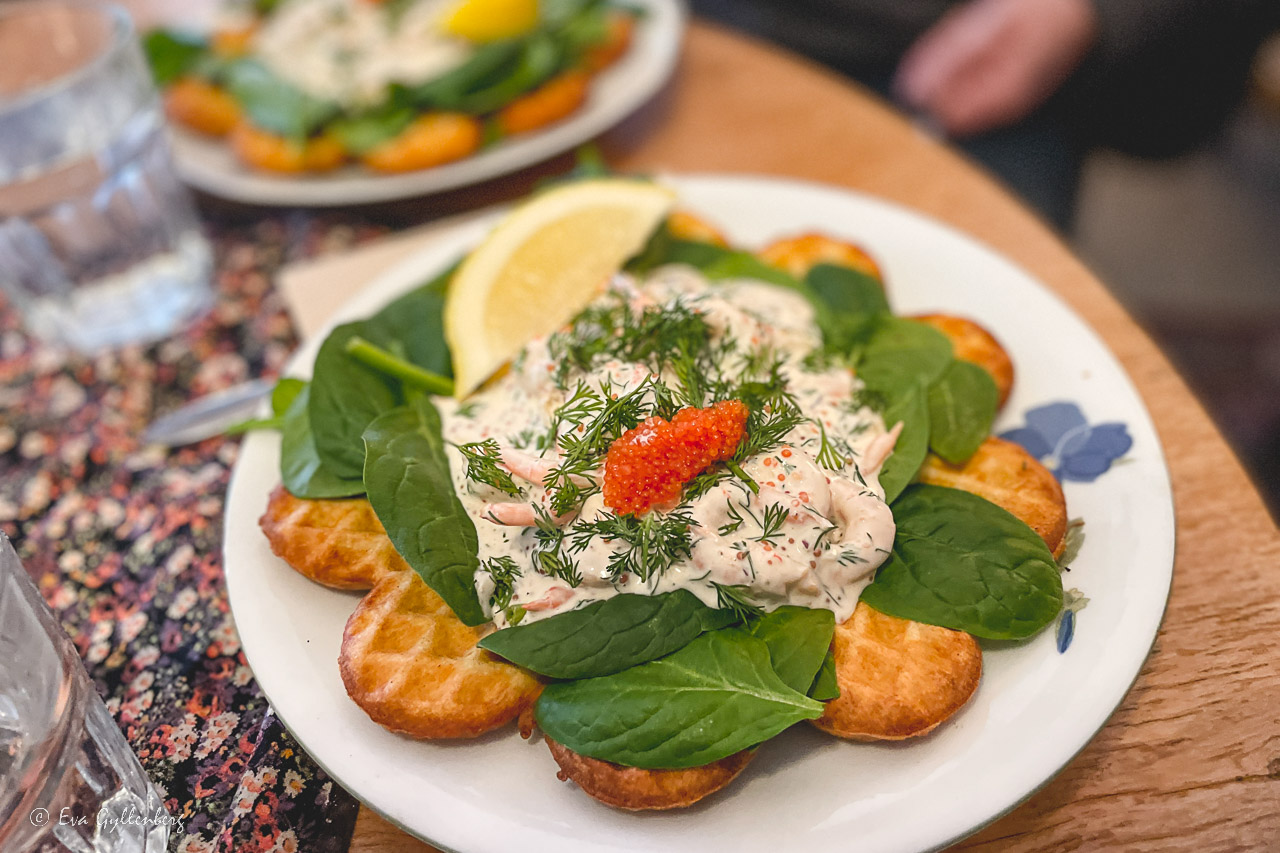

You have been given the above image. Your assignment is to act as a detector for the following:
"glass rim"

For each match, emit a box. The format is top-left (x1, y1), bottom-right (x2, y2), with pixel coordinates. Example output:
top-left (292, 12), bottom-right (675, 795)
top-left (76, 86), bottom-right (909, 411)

top-left (0, 0), bottom-right (135, 120)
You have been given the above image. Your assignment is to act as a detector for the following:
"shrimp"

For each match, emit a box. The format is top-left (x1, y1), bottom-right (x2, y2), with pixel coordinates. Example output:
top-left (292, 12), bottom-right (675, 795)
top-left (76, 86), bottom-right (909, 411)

top-left (863, 421), bottom-right (904, 474)
top-left (480, 502), bottom-right (575, 527)
top-left (229, 122), bottom-right (346, 173)
top-left (498, 446), bottom-right (594, 488)
top-left (522, 586), bottom-right (576, 612)
top-left (164, 78), bottom-right (241, 137)
top-left (497, 71), bottom-right (589, 135)
top-left (361, 113), bottom-right (481, 173)
top-left (758, 233), bottom-right (884, 282)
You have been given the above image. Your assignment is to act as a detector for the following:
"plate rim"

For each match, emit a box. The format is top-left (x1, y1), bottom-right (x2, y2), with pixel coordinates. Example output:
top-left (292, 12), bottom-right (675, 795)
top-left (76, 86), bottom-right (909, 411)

top-left (223, 172), bottom-right (1176, 853)
top-left (172, 0), bottom-right (686, 207)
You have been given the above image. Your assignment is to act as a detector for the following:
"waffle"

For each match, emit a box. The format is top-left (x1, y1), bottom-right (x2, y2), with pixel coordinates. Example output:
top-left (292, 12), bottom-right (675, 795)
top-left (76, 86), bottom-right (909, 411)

top-left (545, 738), bottom-right (754, 811)
top-left (913, 314), bottom-right (1016, 408)
top-left (919, 436), bottom-right (1069, 557)
top-left (339, 570), bottom-right (542, 739)
top-left (258, 485), bottom-right (407, 590)
top-left (813, 602), bottom-right (982, 741)
top-left (758, 233), bottom-right (883, 281)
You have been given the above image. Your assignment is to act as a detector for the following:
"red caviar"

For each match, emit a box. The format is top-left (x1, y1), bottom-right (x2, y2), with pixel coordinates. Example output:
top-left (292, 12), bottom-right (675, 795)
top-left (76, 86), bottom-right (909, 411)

top-left (602, 399), bottom-right (749, 515)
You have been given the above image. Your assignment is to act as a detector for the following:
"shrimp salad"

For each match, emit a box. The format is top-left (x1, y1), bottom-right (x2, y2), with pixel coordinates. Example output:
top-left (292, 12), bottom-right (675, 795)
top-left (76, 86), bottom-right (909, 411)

top-left (439, 265), bottom-right (900, 630)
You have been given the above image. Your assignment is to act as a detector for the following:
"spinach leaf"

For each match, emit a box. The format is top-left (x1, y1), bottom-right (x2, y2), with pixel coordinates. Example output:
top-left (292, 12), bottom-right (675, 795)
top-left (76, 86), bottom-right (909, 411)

top-left (280, 384), bottom-right (364, 499)
top-left (454, 34), bottom-right (562, 114)
top-left (535, 629), bottom-right (823, 769)
top-left (747, 606), bottom-right (835, 695)
top-left (625, 226), bottom-right (728, 273)
top-left (143, 30), bottom-right (206, 86)
top-left (309, 268), bottom-right (454, 480)
top-left (327, 106), bottom-right (415, 155)
top-left (805, 262), bottom-right (890, 351)
top-left (809, 647), bottom-right (840, 700)
top-left (362, 396), bottom-right (486, 625)
top-left (856, 316), bottom-right (953, 401)
top-left (877, 382), bottom-right (930, 503)
top-left (927, 360), bottom-right (999, 464)
top-left (478, 590), bottom-right (736, 679)
top-left (405, 41), bottom-right (523, 108)
top-left (861, 484), bottom-right (1063, 639)
top-left (223, 59), bottom-right (339, 139)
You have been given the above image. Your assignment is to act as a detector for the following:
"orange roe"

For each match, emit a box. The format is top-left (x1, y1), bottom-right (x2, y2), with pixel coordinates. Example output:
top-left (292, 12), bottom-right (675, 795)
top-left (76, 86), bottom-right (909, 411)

top-left (602, 399), bottom-right (749, 515)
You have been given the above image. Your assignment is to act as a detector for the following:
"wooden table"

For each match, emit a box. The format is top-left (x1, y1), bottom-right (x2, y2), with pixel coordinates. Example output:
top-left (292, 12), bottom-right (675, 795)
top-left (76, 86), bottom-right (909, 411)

top-left (337, 19), bottom-right (1280, 853)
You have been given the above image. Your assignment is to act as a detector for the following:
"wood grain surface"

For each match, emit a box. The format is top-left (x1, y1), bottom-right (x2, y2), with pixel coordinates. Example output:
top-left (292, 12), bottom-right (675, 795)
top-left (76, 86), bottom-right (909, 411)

top-left (342, 20), bottom-right (1280, 853)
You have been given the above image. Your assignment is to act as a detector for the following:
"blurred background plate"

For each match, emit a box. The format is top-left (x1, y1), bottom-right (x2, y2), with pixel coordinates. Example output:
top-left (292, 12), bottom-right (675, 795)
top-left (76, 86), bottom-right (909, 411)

top-left (170, 0), bottom-right (684, 207)
top-left (223, 175), bottom-right (1175, 853)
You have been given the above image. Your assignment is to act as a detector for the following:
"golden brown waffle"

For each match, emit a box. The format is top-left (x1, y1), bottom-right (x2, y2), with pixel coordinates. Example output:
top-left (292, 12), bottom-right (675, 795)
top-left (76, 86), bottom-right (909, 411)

top-left (258, 485), bottom-right (407, 590)
top-left (339, 571), bottom-right (541, 739)
top-left (919, 436), bottom-right (1069, 557)
top-left (814, 602), bottom-right (982, 741)
top-left (912, 313), bottom-right (1016, 408)
top-left (546, 738), bottom-right (754, 811)
top-left (758, 233), bottom-right (883, 281)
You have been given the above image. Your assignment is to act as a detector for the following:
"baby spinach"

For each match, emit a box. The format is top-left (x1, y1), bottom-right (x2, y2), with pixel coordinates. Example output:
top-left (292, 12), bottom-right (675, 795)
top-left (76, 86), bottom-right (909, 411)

top-left (478, 590), bottom-right (736, 679)
top-left (143, 30), bottom-right (206, 87)
top-left (805, 262), bottom-right (890, 352)
top-left (877, 382), bottom-right (930, 503)
top-left (927, 360), bottom-right (999, 464)
top-left (810, 648), bottom-right (840, 700)
top-left (280, 384), bottom-right (364, 499)
top-left (746, 606), bottom-right (835, 695)
top-left (309, 269), bottom-right (454, 481)
top-left (861, 484), bottom-right (1063, 639)
top-left (856, 316), bottom-right (954, 399)
top-left (405, 41), bottom-right (524, 108)
top-left (454, 34), bottom-right (562, 115)
top-left (327, 106), bottom-right (416, 155)
top-left (535, 629), bottom-right (823, 769)
top-left (362, 397), bottom-right (486, 626)
top-left (223, 59), bottom-right (338, 139)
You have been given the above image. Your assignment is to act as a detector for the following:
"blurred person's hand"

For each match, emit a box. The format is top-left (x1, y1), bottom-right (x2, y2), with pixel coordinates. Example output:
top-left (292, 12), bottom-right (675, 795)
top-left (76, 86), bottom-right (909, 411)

top-left (894, 0), bottom-right (1097, 137)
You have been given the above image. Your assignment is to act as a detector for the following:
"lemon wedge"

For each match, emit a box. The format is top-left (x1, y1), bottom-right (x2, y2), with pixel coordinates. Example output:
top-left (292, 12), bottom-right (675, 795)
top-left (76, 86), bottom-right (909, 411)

top-left (445, 179), bottom-right (675, 397)
top-left (442, 0), bottom-right (539, 43)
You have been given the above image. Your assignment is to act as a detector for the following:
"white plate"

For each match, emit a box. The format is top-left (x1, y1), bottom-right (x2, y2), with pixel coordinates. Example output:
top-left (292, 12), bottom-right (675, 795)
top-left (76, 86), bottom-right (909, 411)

top-left (224, 175), bottom-right (1175, 853)
top-left (172, 0), bottom-right (684, 206)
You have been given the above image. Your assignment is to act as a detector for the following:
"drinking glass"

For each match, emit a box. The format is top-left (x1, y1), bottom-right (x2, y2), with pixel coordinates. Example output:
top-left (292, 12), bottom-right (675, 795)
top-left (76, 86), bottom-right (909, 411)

top-left (0, 0), bottom-right (212, 353)
top-left (0, 535), bottom-right (171, 852)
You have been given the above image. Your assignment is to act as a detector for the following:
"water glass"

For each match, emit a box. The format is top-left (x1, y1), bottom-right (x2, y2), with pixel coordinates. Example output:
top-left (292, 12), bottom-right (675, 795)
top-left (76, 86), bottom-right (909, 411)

top-left (0, 535), bottom-right (171, 852)
top-left (0, 0), bottom-right (212, 353)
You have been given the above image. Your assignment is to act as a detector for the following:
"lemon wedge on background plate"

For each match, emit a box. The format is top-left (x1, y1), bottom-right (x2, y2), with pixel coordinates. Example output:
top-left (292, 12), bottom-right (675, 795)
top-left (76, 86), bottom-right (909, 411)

top-left (442, 0), bottom-right (540, 42)
top-left (444, 178), bottom-right (675, 397)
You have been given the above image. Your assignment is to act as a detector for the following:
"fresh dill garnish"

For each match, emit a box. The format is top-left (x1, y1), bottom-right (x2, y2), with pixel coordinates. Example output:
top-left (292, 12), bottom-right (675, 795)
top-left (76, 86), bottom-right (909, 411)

top-left (568, 509), bottom-right (695, 583)
top-left (455, 401), bottom-right (480, 418)
top-left (530, 506), bottom-right (581, 587)
top-left (482, 556), bottom-right (521, 612)
top-left (813, 421), bottom-right (849, 470)
top-left (457, 439), bottom-right (520, 497)
top-left (713, 583), bottom-right (765, 621)
top-left (755, 503), bottom-right (789, 545)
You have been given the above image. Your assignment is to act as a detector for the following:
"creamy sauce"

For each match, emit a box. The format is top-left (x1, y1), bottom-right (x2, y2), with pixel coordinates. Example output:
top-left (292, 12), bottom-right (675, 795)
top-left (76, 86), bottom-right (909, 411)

top-left (438, 266), bottom-right (898, 628)
top-left (251, 0), bottom-right (473, 108)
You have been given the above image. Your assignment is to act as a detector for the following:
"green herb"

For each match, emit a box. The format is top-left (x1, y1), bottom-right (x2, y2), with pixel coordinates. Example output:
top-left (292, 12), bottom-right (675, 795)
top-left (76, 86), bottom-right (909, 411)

top-left (344, 336), bottom-right (455, 396)
top-left (528, 505), bottom-right (582, 587)
top-left (926, 360), bottom-right (999, 464)
top-left (813, 420), bottom-right (849, 470)
top-left (143, 30), bottom-right (207, 86)
top-left (482, 555), bottom-right (522, 613)
top-left (860, 484), bottom-right (1063, 639)
top-left (713, 583), bottom-right (765, 621)
top-left (362, 396), bottom-right (486, 626)
top-left (568, 510), bottom-right (695, 583)
top-left (279, 383), bottom-right (364, 499)
top-left (457, 439), bottom-right (520, 497)
top-left (478, 590), bottom-right (736, 679)
top-left (534, 629), bottom-right (824, 769)
top-left (746, 606), bottom-right (836, 695)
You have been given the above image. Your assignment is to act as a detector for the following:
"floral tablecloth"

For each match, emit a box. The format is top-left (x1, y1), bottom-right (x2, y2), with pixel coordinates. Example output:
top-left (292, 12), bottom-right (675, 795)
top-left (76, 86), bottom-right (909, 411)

top-left (0, 214), bottom-right (392, 853)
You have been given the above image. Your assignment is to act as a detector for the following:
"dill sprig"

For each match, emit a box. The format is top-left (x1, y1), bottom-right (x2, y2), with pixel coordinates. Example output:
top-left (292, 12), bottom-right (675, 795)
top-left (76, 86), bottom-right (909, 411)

top-left (568, 509), bottom-right (696, 583)
top-left (482, 555), bottom-right (521, 612)
top-left (713, 583), bottom-right (765, 621)
top-left (813, 421), bottom-right (849, 470)
top-left (530, 506), bottom-right (582, 587)
top-left (456, 439), bottom-right (521, 497)
top-left (718, 500), bottom-right (788, 545)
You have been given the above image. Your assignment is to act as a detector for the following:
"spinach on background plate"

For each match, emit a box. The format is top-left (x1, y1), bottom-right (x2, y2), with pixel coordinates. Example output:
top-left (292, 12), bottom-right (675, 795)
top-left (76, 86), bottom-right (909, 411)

top-left (478, 590), bottom-right (736, 679)
top-left (143, 30), bottom-right (206, 87)
top-left (860, 484), bottom-right (1063, 639)
top-left (362, 396), bottom-right (486, 626)
top-left (223, 59), bottom-right (339, 139)
top-left (535, 629), bottom-right (824, 769)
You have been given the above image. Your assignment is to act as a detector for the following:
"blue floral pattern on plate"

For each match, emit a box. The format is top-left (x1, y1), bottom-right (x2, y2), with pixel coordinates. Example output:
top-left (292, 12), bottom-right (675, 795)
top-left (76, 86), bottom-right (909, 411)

top-left (999, 401), bottom-right (1132, 483)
